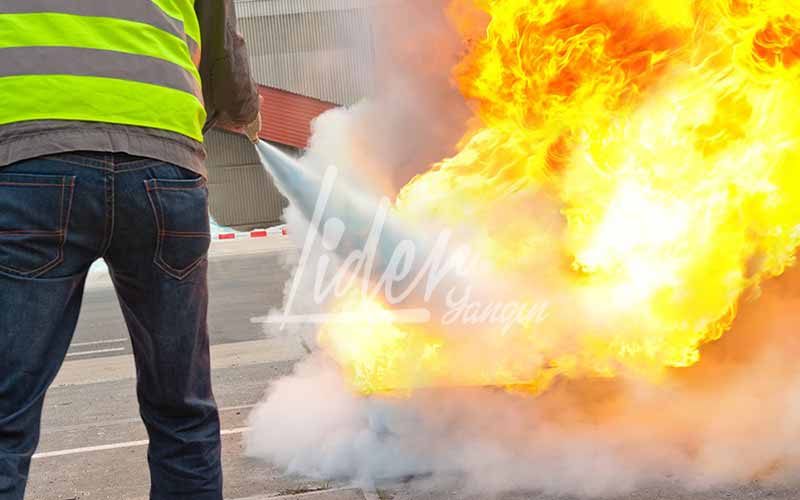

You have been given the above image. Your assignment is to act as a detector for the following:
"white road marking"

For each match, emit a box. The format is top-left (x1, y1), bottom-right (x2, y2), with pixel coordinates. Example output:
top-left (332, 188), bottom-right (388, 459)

top-left (42, 404), bottom-right (258, 434)
top-left (66, 347), bottom-right (125, 358)
top-left (54, 337), bottom-right (306, 388)
top-left (71, 338), bottom-right (127, 348)
top-left (231, 487), bottom-right (365, 500)
top-left (219, 404), bottom-right (258, 412)
top-left (251, 308), bottom-right (432, 325)
top-left (33, 439), bottom-right (150, 459)
top-left (33, 427), bottom-right (250, 459)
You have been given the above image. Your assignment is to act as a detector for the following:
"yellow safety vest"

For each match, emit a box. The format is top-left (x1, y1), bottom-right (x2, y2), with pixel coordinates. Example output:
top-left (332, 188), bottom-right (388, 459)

top-left (0, 1), bottom-right (206, 142)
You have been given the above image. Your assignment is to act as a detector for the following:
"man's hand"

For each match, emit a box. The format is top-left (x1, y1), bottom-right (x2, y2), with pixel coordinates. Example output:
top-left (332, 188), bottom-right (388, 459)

top-left (245, 111), bottom-right (261, 143)
top-left (244, 95), bottom-right (264, 143)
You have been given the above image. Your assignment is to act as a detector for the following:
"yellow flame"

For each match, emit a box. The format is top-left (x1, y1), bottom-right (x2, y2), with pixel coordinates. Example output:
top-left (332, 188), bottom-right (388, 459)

top-left (319, 0), bottom-right (800, 394)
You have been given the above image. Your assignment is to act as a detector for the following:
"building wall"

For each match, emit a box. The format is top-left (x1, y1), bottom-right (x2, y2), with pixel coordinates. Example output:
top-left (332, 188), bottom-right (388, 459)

top-left (206, 0), bottom-right (379, 228)
top-left (205, 130), bottom-right (291, 230)
top-left (235, 0), bottom-right (377, 105)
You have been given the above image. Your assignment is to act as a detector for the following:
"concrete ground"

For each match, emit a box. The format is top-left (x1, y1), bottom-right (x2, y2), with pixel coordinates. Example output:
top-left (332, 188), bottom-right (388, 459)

top-left (29, 237), bottom-right (348, 500)
top-left (26, 238), bottom-right (800, 500)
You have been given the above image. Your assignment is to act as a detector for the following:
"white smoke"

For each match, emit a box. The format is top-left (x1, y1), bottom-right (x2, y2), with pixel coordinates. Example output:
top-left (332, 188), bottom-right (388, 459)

top-left (248, 293), bottom-right (800, 495)
top-left (246, 0), bottom-right (800, 496)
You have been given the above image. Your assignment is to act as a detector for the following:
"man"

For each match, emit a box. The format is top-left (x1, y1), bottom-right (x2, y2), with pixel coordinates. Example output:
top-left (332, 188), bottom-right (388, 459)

top-left (0, 2), bottom-right (261, 498)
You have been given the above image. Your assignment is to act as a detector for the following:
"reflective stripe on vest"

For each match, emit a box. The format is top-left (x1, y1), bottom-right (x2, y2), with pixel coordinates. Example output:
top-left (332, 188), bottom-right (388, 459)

top-left (0, 1), bottom-right (205, 142)
top-left (0, 0), bottom-right (201, 58)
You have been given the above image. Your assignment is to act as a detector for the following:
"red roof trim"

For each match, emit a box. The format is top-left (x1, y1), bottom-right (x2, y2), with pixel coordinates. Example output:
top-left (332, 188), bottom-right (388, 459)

top-left (258, 85), bottom-right (337, 148)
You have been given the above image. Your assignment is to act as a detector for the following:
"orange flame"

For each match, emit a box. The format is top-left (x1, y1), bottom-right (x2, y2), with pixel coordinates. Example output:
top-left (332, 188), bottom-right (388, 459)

top-left (319, 0), bottom-right (800, 395)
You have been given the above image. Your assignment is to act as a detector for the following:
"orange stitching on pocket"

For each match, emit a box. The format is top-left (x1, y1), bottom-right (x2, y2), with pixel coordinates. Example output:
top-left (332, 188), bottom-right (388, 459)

top-left (145, 181), bottom-right (165, 270)
top-left (0, 176), bottom-right (75, 277)
top-left (149, 186), bottom-right (206, 191)
top-left (26, 179), bottom-right (71, 277)
top-left (145, 178), bottom-right (209, 280)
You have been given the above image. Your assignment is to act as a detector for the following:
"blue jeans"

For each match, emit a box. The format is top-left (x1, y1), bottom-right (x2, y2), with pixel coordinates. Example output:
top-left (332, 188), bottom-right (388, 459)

top-left (0, 152), bottom-right (221, 499)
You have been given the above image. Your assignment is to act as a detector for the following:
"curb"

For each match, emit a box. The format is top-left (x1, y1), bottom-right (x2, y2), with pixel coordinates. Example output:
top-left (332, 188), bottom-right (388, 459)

top-left (228, 488), bottom-right (367, 500)
top-left (215, 227), bottom-right (289, 241)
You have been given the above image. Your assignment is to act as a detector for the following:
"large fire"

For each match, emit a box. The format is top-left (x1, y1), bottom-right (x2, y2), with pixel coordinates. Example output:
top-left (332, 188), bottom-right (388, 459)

top-left (318, 0), bottom-right (800, 394)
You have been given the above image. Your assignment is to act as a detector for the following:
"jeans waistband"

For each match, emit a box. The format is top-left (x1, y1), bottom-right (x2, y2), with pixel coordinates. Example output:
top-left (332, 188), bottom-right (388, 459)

top-left (39, 151), bottom-right (194, 174)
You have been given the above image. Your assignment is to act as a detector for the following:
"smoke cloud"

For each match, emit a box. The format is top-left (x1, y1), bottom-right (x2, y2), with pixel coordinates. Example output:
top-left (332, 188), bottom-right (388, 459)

top-left (247, 0), bottom-right (800, 497)
top-left (249, 269), bottom-right (800, 496)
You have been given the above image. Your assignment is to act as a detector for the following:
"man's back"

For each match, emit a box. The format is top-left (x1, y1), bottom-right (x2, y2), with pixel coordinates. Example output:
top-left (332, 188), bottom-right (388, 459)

top-left (0, 0), bottom-right (260, 175)
top-left (0, 3), bottom-right (260, 499)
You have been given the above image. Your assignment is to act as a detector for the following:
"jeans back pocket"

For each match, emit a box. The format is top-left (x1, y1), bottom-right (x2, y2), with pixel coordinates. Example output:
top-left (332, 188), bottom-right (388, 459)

top-left (145, 176), bottom-right (211, 280)
top-left (0, 174), bottom-right (76, 277)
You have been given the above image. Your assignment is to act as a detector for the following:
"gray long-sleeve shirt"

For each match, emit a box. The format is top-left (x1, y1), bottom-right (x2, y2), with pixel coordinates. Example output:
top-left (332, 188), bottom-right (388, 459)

top-left (0, 0), bottom-right (261, 177)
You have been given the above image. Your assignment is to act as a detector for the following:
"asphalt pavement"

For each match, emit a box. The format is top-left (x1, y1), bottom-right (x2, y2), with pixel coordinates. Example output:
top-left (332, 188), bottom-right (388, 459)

top-left (25, 238), bottom-right (800, 500)
top-left (68, 237), bottom-right (297, 360)
top-left (28, 237), bottom-right (347, 500)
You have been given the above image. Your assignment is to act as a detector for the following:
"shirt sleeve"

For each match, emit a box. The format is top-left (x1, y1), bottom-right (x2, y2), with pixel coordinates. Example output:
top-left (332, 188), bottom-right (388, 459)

top-left (196, 0), bottom-right (261, 132)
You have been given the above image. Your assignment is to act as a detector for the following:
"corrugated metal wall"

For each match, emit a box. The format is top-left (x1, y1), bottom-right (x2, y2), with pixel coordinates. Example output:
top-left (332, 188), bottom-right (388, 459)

top-left (259, 85), bottom-right (336, 148)
top-left (235, 0), bottom-right (377, 105)
top-left (205, 130), bottom-right (291, 229)
top-left (207, 1), bottom-right (379, 228)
